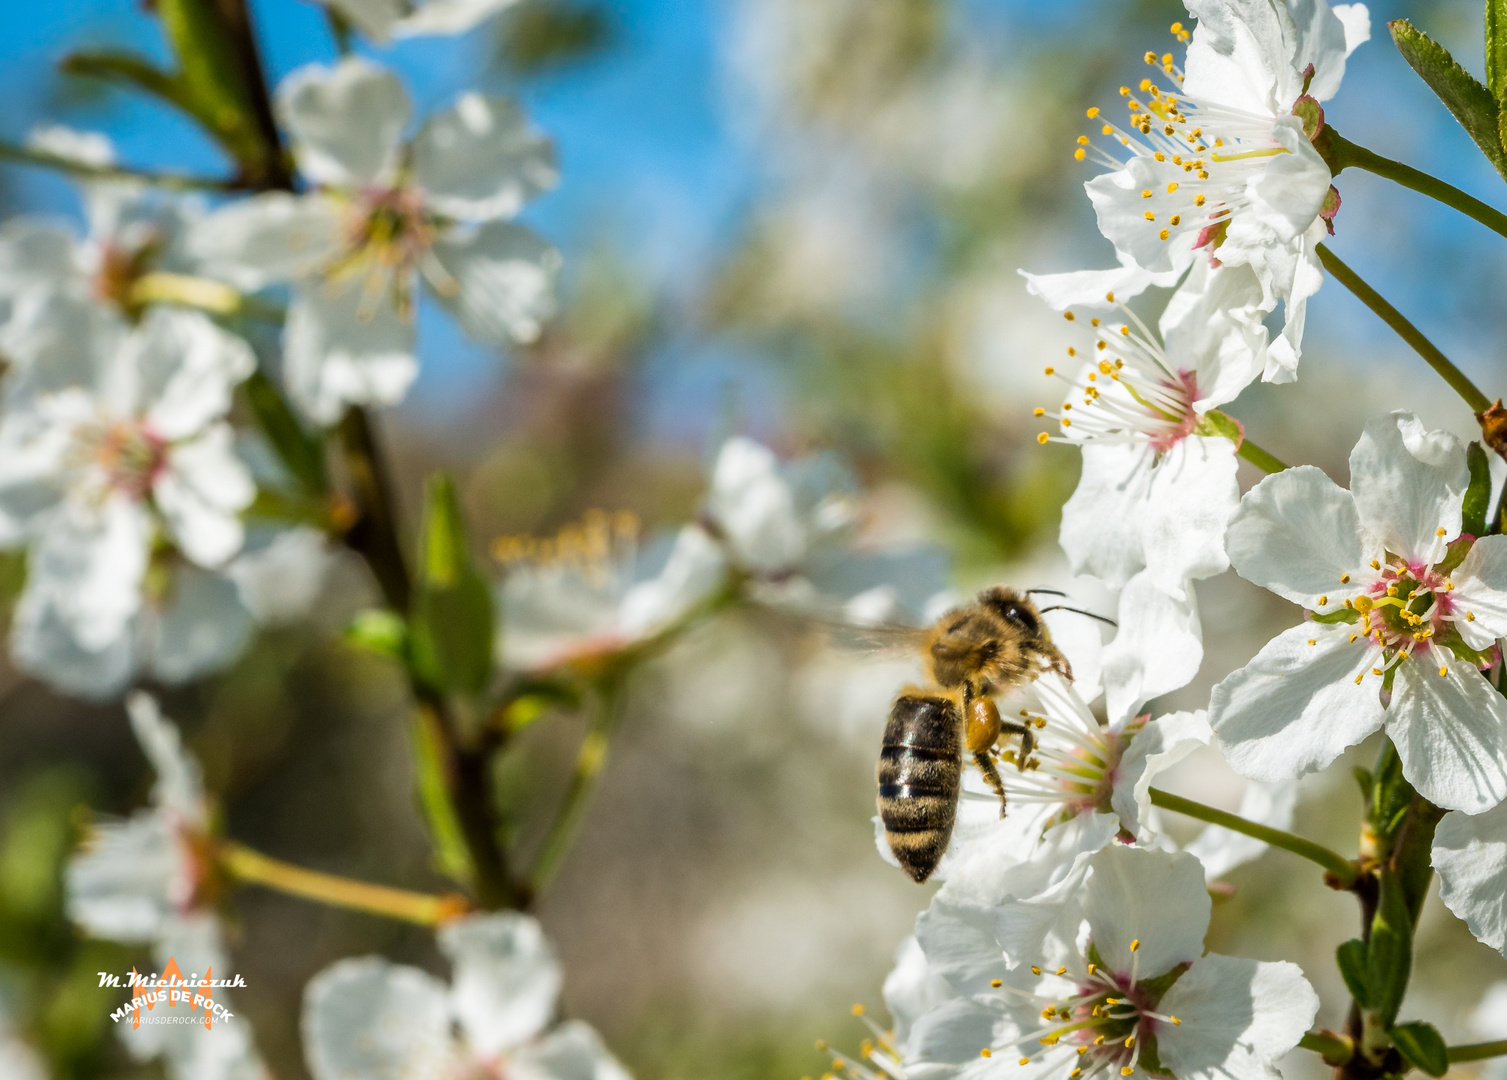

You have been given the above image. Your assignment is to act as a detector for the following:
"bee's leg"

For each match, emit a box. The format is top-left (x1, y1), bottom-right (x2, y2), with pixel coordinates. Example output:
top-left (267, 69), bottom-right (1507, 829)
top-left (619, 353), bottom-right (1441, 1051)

top-left (972, 749), bottom-right (1008, 819)
top-left (998, 719), bottom-right (1035, 773)
top-left (1041, 643), bottom-right (1073, 682)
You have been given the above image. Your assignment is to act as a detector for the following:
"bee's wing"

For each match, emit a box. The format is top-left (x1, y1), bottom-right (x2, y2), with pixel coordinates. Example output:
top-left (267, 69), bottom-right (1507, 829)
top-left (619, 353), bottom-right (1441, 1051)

top-left (766, 609), bottom-right (930, 656)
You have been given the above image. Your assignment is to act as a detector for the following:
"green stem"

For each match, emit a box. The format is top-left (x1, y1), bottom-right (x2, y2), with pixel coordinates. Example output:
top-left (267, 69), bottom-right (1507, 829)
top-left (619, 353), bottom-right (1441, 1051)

top-left (1148, 787), bottom-right (1358, 886)
top-left (529, 686), bottom-right (621, 892)
top-left (1321, 129), bottom-right (1507, 242)
top-left (1237, 438), bottom-right (1287, 474)
top-left (1448, 1040), bottom-right (1507, 1063)
top-left (1315, 244), bottom-right (1492, 414)
top-left (0, 140), bottom-right (241, 191)
top-left (1299, 1031), bottom-right (1354, 1065)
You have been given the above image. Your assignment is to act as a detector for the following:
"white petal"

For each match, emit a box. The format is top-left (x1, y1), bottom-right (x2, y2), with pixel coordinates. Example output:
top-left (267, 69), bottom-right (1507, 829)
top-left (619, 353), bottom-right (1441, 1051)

top-left (1086, 156), bottom-right (1193, 275)
top-left (31, 494), bottom-right (152, 651)
top-left (1433, 802), bottom-right (1507, 955)
top-left (510, 1021), bottom-right (632, 1080)
top-left (616, 524), bottom-right (728, 638)
top-left (1470, 981), bottom-right (1507, 1038)
top-left (1112, 710), bottom-right (1212, 839)
top-left (1183, 0), bottom-right (1297, 114)
top-left (0, 216), bottom-right (79, 295)
top-left (144, 564), bottom-right (254, 685)
top-left (1102, 572), bottom-right (1202, 725)
top-left (438, 912), bottom-right (562, 1056)
top-left (10, 581), bottom-right (138, 700)
top-left (1387, 661), bottom-right (1507, 813)
top-left (1059, 443), bottom-right (1152, 591)
top-left (1264, 227), bottom-right (1324, 380)
top-left (1226, 464), bottom-right (1376, 607)
top-left (1210, 623), bottom-right (1386, 782)
top-left (413, 94), bottom-right (557, 220)
top-left (126, 691), bottom-right (207, 821)
top-left (916, 897), bottom-right (1011, 998)
top-left (1184, 779), bottom-right (1300, 880)
top-left (1349, 411), bottom-right (1467, 563)
top-left (1139, 435), bottom-right (1240, 596)
top-left (157, 425), bottom-right (255, 567)
top-left (283, 284), bottom-right (416, 424)
top-left (1157, 956), bottom-right (1319, 1080)
top-left (907, 997), bottom-right (1018, 1072)
top-left (189, 193), bottom-right (343, 291)
top-left (432, 221), bottom-right (560, 345)
top-left (1245, 118), bottom-right (1333, 244)
top-left (322, 0), bottom-right (404, 40)
top-left (65, 813), bottom-right (177, 940)
top-left (392, 0), bottom-right (521, 37)
top-left (0, 403), bottom-right (72, 543)
top-left (1447, 535), bottom-right (1507, 648)
top-left (302, 956), bottom-right (453, 1080)
top-left (277, 59), bottom-right (410, 189)
top-left (1160, 260), bottom-right (1271, 410)
top-left (226, 526), bottom-right (335, 625)
top-left (1, 288), bottom-right (124, 391)
top-left (123, 308), bottom-right (255, 439)
top-left (705, 437), bottom-right (807, 573)
top-left (992, 848), bottom-right (1096, 970)
top-left (1294, 0), bottom-right (1370, 101)
top-left (1084, 846), bottom-right (1209, 978)
top-left (1018, 253), bottom-right (1188, 313)
top-left (883, 937), bottom-right (956, 1047)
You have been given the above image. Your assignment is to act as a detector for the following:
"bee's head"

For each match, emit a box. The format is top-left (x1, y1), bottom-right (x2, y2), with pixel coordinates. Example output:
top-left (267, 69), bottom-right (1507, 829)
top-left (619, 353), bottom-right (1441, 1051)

top-left (977, 586), bottom-right (1043, 641)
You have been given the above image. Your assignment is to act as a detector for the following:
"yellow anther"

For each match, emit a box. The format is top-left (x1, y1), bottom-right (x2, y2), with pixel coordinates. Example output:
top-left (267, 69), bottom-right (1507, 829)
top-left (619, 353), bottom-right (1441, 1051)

top-left (1130, 939), bottom-right (1140, 952)
top-left (1387, 585), bottom-right (1399, 597)
top-left (1045, 365), bottom-right (1056, 374)
top-left (1087, 107), bottom-right (1101, 118)
top-left (1159, 228), bottom-right (1170, 240)
top-left (1163, 53), bottom-right (1173, 65)
top-left (1171, 1016), bottom-right (1181, 1026)
top-left (1437, 527), bottom-right (1447, 537)
top-left (991, 979), bottom-right (1003, 988)
top-left (1075, 148), bottom-right (1087, 161)
top-left (852, 1004), bottom-right (865, 1016)
top-left (1041, 1035), bottom-right (1060, 1047)
top-left (1154, 151), bottom-right (1165, 161)
top-left (1307, 639), bottom-right (1316, 646)
top-left (1355, 673), bottom-right (1364, 684)
top-left (1038, 433), bottom-right (1050, 444)
top-left (1087, 964), bottom-right (1096, 975)
top-left (816, 1040), bottom-right (829, 1051)
top-left (1123, 1068), bottom-right (1135, 1076)
top-left (1353, 595), bottom-right (1373, 613)
top-left (1440, 665), bottom-right (1449, 677)
top-left (1042, 1008), bottom-right (1055, 1019)
top-left (1340, 574), bottom-right (1350, 583)
top-left (1105, 999), bottom-right (1118, 1006)
top-left (1057, 967), bottom-right (1067, 976)
top-left (1144, 211), bottom-right (1155, 221)
top-left (1067, 347), bottom-right (1077, 357)
top-left (1371, 559), bottom-right (1381, 570)
top-left (1169, 214), bottom-right (1181, 226)
top-left (1166, 182), bottom-right (1179, 193)
top-left (1144, 51), bottom-right (1157, 64)
top-left (1171, 21), bottom-right (1184, 32)
top-left (1033, 408), bottom-right (1045, 417)
top-left (1032, 966), bottom-right (1043, 976)
top-left (1079, 1047), bottom-right (1090, 1056)
top-left (1095, 1036), bottom-right (1107, 1046)
top-left (981, 1049), bottom-right (992, 1058)
top-left (1318, 595), bottom-right (1328, 606)
top-left (1072, 1070), bottom-right (1082, 1078)
top-left (1120, 86), bottom-right (1131, 96)
top-left (1468, 611), bottom-right (1476, 621)
top-left (1372, 668), bottom-right (1383, 676)
top-left (1125, 1036), bottom-right (1136, 1048)
top-left (1350, 633), bottom-right (1358, 643)
top-left (1019, 1058), bottom-right (1030, 1066)
top-left (1193, 193), bottom-right (1206, 207)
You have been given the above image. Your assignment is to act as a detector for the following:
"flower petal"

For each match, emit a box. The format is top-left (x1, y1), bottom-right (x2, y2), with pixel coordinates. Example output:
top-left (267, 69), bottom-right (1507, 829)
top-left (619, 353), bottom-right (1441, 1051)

top-left (30, 494), bottom-right (151, 651)
top-left (431, 220), bottom-right (560, 345)
top-left (1210, 623), bottom-right (1385, 782)
top-left (10, 581), bottom-right (137, 700)
top-left (276, 59), bottom-right (410, 189)
top-left (1244, 118), bottom-right (1332, 245)
top-left (302, 956), bottom-right (452, 1080)
top-left (144, 564), bottom-right (254, 686)
top-left (283, 284), bottom-right (416, 424)
top-left (1226, 464), bottom-right (1375, 608)
top-left (884, 937), bottom-right (956, 1047)
top-left (392, 0), bottom-right (521, 37)
top-left (1447, 535), bottom-right (1507, 648)
top-left (1139, 435), bottom-right (1240, 596)
top-left (1085, 846), bottom-right (1209, 978)
top-left (125, 691), bottom-right (206, 821)
top-left (1159, 260), bottom-right (1271, 411)
top-left (124, 309), bottom-right (255, 440)
top-left (510, 1020), bottom-right (632, 1080)
top-left (226, 526), bottom-right (335, 626)
top-left (705, 437), bottom-right (807, 573)
top-left (916, 896), bottom-right (1011, 998)
top-left (321, 0), bottom-right (405, 41)
top-left (1086, 156), bottom-right (1193, 275)
top-left (616, 524), bottom-right (728, 639)
top-left (1183, 0), bottom-right (1300, 114)
top-left (1433, 802), bottom-right (1507, 955)
top-left (1349, 411), bottom-right (1467, 563)
top-left (1059, 442), bottom-right (1152, 591)
top-left (189, 192), bottom-right (344, 291)
top-left (1018, 252), bottom-right (1188, 313)
top-left (64, 812), bottom-right (177, 940)
top-left (1157, 955), bottom-right (1319, 1080)
top-left (412, 93), bottom-right (557, 221)
top-left (1102, 571), bottom-right (1202, 725)
top-left (438, 912), bottom-right (562, 1056)
top-left (157, 425), bottom-right (255, 567)
top-left (1112, 710), bottom-right (1212, 839)
top-left (1387, 662), bottom-right (1507, 814)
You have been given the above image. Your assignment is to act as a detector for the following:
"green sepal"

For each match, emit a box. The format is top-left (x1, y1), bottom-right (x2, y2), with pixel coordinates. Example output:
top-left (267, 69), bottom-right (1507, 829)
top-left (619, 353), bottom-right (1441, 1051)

top-left (1442, 634), bottom-right (1498, 669)
top-left (1352, 767), bottom-right (1374, 804)
top-left (1389, 20), bottom-right (1507, 182)
top-left (1464, 442), bottom-right (1494, 537)
top-left (1310, 608), bottom-right (1360, 624)
top-left (1489, 0), bottom-right (1507, 102)
top-left (1389, 1021), bottom-right (1448, 1077)
top-left (1196, 409), bottom-right (1244, 445)
top-left (344, 608), bottom-right (407, 660)
top-left (1336, 938), bottom-right (1373, 1007)
top-left (1370, 740), bottom-right (1413, 844)
top-left (242, 372), bottom-right (328, 495)
top-left (408, 473), bottom-right (495, 695)
top-left (1366, 869), bottom-right (1413, 1030)
top-left (409, 706), bottom-right (475, 885)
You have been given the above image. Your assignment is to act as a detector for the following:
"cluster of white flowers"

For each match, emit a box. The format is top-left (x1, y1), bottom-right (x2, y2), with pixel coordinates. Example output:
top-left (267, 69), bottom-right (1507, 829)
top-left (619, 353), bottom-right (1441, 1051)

top-left (831, 1), bottom-right (1507, 1077)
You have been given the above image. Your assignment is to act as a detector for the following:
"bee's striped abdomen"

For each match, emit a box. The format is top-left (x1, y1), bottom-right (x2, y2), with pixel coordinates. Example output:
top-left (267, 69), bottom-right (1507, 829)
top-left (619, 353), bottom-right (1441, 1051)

top-left (877, 694), bottom-right (961, 883)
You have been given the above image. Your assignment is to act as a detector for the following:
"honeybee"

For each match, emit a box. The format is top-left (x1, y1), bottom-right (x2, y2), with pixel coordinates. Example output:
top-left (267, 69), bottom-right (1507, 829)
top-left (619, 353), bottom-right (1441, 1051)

top-left (876, 586), bottom-right (1097, 883)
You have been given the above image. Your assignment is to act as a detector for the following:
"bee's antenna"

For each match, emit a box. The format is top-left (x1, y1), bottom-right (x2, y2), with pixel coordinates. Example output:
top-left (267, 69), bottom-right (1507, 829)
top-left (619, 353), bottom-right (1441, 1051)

top-left (1026, 588), bottom-right (1068, 598)
top-left (1037, 604), bottom-right (1117, 627)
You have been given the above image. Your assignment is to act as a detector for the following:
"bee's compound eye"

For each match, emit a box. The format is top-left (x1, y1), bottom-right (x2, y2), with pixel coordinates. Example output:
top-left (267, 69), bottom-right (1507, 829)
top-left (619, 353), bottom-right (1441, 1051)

top-left (999, 602), bottom-right (1038, 634)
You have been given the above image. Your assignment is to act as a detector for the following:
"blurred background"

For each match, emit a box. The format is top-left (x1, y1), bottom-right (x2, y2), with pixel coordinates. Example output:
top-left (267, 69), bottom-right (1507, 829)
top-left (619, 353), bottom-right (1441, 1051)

top-left (2, 0), bottom-right (1507, 1077)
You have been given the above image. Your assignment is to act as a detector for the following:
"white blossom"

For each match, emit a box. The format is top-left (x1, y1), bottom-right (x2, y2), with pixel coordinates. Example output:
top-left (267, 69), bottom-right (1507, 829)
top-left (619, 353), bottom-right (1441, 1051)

top-left (893, 847), bottom-right (1318, 1080)
top-left (0, 307), bottom-right (256, 698)
top-left (1210, 412), bottom-right (1507, 813)
top-left (1063, 0), bottom-right (1369, 379)
top-left (322, 0), bottom-right (521, 43)
top-left (192, 58), bottom-right (559, 423)
top-left (1433, 800), bottom-right (1507, 957)
top-left (303, 912), bottom-right (630, 1080)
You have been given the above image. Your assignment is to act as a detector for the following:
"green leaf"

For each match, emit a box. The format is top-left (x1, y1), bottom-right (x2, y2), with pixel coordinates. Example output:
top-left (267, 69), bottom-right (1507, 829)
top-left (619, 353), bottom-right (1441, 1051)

top-left (1369, 739), bottom-right (1413, 842)
top-left (344, 608), bottom-right (407, 659)
top-left (1352, 767), bottom-right (1374, 805)
top-left (408, 473), bottom-right (495, 695)
top-left (1465, 442), bottom-right (1494, 537)
top-left (1489, 0), bottom-right (1507, 101)
top-left (1390, 20), bottom-right (1507, 181)
top-left (409, 707), bottom-right (474, 885)
top-left (242, 372), bottom-right (327, 494)
top-left (1336, 938), bottom-right (1372, 1007)
top-left (1366, 869), bottom-right (1414, 1029)
top-left (1390, 1021), bottom-right (1449, 1077)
